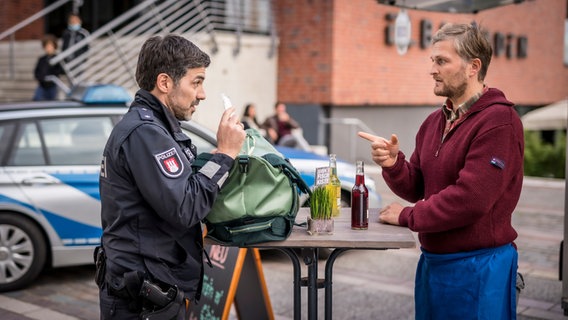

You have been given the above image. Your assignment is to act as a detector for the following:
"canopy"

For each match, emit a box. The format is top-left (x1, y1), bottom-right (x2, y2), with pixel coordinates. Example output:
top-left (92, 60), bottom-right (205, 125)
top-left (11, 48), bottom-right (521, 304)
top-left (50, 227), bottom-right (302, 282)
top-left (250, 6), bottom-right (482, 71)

top-left (376, 0), bottom-right (525, 14)
top-left (521, 99), bottom-right (568, 131)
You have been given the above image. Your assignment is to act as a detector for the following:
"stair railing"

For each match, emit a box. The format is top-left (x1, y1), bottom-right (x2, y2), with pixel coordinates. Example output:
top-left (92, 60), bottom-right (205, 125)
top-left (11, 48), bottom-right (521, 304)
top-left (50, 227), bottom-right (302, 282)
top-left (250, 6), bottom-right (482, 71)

top-left (0, 0), bottom-right (72, 79)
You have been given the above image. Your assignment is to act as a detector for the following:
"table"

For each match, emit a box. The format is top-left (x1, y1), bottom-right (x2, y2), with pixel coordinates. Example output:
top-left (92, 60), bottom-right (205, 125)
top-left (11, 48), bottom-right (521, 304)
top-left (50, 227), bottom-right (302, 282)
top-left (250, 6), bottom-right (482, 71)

top-left (250, 207), bottom-right (416, 320)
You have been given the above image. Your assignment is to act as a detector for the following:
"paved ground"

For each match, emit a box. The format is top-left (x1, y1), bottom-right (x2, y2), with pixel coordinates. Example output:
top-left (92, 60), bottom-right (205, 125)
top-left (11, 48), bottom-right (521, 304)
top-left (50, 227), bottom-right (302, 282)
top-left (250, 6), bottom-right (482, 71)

top-left (0, 174), bottom-right (565, 319)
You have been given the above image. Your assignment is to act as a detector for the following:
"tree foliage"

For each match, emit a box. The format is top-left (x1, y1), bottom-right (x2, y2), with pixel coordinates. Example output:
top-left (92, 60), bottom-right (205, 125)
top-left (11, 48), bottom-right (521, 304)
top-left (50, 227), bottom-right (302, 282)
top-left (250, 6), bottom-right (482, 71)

top-left (523, 130), bottom-right (566, 179)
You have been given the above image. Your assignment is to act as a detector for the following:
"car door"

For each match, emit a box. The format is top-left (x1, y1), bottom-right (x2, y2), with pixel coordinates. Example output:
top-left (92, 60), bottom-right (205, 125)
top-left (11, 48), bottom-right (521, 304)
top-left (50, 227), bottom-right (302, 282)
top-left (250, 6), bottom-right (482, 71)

top-left (2, 116), bottom-right (113, 248)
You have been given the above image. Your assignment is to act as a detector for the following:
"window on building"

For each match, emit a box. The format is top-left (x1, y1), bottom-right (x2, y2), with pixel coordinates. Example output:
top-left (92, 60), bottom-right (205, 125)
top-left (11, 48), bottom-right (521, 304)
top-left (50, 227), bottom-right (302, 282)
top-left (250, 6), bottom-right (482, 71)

top-left (210, 0), bottom-right (272, 34)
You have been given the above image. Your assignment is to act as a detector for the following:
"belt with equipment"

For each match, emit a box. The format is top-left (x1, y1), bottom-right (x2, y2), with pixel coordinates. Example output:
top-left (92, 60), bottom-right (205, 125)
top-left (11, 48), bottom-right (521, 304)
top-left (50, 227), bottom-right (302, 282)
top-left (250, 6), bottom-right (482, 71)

top-left (94, 246), bottom-right (190, 319)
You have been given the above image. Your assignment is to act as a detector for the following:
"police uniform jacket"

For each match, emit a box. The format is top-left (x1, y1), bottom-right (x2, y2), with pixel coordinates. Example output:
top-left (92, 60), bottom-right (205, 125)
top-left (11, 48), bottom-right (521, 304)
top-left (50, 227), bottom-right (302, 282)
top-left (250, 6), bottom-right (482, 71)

top-left (100, 89), bottom-right (233, 301)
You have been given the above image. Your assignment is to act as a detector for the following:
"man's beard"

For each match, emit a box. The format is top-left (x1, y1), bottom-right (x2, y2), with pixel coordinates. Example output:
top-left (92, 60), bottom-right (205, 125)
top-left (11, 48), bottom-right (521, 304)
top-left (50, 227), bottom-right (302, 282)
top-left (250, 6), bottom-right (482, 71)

top-left (434, 73), bottom-right (468, 101)
top-left (174, 107), bottom-right (193, 121)
top-left (167, 93), bottom-right (194, 121)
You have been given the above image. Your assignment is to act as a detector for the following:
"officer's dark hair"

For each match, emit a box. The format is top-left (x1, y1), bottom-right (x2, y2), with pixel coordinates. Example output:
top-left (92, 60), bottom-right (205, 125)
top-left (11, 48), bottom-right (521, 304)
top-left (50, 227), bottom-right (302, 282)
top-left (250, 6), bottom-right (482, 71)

top-left (136, 34), bottom-right (211, 91)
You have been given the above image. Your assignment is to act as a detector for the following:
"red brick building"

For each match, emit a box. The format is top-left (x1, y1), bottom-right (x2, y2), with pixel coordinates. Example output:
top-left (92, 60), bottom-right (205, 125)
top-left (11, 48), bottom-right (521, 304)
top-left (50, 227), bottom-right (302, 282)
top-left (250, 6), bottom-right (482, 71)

top-left (274, 0), bottom-right (567, 107)
top-left (0, 0), bottom-right (45, 40)
top-left (274, 0), bottom-right (568, 157)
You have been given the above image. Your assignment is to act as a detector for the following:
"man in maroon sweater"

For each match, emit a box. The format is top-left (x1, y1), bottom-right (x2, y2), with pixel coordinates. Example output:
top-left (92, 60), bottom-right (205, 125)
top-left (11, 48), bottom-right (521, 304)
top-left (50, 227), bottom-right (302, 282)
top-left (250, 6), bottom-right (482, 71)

top-left (360, 23), bottom-right (524, 319)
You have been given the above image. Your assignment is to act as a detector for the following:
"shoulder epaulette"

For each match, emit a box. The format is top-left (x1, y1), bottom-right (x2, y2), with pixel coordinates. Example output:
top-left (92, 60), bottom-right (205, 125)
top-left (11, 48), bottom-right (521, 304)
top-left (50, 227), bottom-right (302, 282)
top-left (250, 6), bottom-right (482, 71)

top-left (137, 107), bottom-right (154, 121)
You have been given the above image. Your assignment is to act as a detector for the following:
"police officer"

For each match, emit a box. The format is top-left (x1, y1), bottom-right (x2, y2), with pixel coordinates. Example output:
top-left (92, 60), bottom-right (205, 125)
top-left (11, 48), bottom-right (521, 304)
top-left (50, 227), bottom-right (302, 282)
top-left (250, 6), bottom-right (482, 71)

top-left (97, 34), bottom-right (246, 319)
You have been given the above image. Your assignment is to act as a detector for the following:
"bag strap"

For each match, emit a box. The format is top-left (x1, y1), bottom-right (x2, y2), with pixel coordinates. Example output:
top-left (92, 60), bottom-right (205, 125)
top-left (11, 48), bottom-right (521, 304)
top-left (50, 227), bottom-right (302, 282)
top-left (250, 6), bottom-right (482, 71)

top-left (263, 153), bottom-right (312, 196)
top-left (244, 132), bottom-right (256, 155)
top-left (190, 152), bottom-right (213, 173)
top-left (191, 133), bottom-right (257, 174)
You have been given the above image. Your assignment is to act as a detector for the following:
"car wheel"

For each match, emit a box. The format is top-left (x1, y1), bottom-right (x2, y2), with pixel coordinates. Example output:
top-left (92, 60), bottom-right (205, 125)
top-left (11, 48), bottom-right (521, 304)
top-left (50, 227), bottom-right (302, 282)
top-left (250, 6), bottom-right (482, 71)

top-left (0, 214), bottom-right (47, 292)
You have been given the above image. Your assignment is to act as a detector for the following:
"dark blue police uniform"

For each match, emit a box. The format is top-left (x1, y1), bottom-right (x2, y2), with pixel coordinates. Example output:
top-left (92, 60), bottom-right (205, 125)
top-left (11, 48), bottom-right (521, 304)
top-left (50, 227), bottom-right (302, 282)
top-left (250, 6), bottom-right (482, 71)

top-left (98, 90), bottom-right (234, 319)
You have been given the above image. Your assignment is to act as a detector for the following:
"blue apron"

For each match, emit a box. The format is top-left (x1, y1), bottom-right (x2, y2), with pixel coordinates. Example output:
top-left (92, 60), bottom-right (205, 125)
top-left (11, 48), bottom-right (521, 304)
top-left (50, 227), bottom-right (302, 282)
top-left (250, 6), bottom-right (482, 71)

top-left (415, 243), bottom-right (517, 320)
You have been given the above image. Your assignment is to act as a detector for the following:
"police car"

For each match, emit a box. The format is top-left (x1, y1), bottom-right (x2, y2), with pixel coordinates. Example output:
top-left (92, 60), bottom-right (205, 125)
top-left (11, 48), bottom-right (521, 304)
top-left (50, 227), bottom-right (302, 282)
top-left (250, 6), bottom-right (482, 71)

top-left (0, 85), bottom-right (381, 291)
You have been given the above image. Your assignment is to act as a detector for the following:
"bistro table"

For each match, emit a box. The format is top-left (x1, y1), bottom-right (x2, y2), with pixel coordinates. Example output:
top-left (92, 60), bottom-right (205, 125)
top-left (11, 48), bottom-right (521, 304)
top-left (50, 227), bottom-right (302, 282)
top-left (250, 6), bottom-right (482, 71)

top-left (248, 207), bottom-right (416, 320)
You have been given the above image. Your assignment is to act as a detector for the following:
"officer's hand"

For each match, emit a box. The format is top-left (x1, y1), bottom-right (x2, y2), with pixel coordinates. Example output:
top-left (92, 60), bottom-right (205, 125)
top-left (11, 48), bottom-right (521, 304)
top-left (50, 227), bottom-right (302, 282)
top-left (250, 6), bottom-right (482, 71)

top-left (358, 132), bottom-right (399, 168)
top-left (216, 107), bottom-right (246, 159)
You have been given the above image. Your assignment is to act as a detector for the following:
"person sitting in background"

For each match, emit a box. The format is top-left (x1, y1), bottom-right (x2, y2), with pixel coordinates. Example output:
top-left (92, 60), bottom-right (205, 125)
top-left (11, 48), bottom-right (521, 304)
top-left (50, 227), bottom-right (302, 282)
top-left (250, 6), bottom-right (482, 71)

top-left (262, 101), bottom-right (301, 147)
top-left (241, 103), bottom-right (273, 142)
top-left (33, 34), bottom-right (63, 101)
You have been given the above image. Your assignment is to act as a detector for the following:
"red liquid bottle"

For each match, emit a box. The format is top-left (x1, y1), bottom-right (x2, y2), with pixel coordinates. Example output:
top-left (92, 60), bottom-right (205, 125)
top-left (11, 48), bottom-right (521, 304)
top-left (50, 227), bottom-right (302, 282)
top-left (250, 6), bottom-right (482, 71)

top-left (351, 160), bottom-right (369, 230)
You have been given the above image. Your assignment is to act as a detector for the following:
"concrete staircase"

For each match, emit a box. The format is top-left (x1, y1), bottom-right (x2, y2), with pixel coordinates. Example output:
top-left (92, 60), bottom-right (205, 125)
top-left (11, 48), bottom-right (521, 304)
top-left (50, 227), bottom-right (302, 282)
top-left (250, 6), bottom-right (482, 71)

top-left (0, 40), bottom-right (43, 102)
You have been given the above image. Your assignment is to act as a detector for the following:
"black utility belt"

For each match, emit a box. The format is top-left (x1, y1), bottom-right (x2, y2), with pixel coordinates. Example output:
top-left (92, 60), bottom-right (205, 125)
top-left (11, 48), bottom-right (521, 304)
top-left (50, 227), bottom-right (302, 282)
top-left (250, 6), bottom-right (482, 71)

top-left (94, 246), bottom-right (187, 319)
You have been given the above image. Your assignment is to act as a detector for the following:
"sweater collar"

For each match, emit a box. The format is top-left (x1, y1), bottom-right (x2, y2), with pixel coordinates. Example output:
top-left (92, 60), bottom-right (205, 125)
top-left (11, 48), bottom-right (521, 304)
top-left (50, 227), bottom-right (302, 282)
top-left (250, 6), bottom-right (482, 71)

top-left (442, 85), bottom-right (489, 122)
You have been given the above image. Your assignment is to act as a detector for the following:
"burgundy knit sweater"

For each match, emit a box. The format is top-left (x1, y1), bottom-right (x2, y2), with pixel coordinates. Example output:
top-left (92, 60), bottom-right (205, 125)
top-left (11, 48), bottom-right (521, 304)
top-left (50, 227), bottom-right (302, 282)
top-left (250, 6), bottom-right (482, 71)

top-left (382, 88), bottom-right (524, 254)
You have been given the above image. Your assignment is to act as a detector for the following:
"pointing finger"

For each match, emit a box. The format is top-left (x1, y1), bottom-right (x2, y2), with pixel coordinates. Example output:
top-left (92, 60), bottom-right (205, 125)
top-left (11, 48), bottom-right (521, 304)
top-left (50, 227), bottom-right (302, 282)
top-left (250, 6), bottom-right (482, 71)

top-left (358, 131), bottom-right (381, 142)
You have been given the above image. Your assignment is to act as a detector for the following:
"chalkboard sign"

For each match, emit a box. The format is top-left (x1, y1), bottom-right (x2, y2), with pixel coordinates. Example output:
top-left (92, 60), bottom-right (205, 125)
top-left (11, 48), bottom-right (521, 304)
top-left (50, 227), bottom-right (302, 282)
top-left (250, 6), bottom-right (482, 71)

top-left (188, 245), bottom-right (273, 320)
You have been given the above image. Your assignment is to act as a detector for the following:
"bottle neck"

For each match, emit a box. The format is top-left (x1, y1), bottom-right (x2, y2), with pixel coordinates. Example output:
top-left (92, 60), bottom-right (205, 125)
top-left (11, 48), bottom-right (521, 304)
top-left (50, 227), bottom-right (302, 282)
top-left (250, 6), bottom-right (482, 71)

top-left (355, 174), bottom-right (365, 185)
top-left (330, 167), bottom-right (337, 175)
top-left (329, 155), bottom-right (338, 178)
top-left (355, 161), bottom-right (365, 184)
top-left (329, 154), bottom-right (337, 169)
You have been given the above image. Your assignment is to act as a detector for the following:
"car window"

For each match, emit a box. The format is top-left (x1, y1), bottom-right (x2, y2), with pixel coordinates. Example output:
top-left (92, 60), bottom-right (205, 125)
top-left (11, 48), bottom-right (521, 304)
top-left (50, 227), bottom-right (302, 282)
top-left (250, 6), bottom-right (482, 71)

top-left (9, 122), bottom-right (45, 166)
top-left (7, 117), bottom-right (114, 166)
top-left (43, 117), bottom-right (113, 165)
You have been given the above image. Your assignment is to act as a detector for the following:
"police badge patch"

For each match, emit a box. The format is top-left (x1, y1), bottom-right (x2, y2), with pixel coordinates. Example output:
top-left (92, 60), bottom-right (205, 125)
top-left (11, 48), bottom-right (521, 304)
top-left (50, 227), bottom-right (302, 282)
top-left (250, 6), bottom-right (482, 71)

top-left (154, 147), bottom-right (184, 178)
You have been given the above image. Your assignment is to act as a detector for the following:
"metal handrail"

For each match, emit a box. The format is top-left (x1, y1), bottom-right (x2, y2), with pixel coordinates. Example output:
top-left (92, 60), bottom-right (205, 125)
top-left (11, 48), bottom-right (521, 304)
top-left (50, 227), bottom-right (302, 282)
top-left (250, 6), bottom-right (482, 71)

top-left (2, 0), bottom-right (275, 97)
top-left (319, 117), bottom-right (377, 163)
top-left (0, 0), bottom-right (72, 79)
top-left (0, 0), bottom-right (71, 41)
top-left (321, 117), bottom-right (377, 135)
top-left (49, 0), bottom-right (275, 92)
top-left (50, 0), bottom-right (215, 89)
top-left (49, 0), bottom-right (158, 66)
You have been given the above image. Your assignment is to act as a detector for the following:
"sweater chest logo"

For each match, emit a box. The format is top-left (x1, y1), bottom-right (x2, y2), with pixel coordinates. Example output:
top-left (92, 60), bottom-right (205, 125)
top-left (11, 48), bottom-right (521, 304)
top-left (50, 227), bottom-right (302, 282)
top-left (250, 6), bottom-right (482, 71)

top-left (154, 147), bottom-right (184, 178)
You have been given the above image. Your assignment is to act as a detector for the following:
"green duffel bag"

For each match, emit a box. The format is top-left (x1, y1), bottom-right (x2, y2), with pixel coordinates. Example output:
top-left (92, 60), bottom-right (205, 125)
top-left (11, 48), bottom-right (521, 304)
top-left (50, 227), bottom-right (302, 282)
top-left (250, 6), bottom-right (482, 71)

top-left (191, 128), bottom-right (311, 246)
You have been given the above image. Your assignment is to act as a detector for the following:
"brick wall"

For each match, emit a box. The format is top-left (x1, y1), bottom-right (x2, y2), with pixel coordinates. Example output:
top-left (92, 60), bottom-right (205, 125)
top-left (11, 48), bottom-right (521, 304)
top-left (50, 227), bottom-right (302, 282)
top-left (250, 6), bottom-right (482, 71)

top-left (275, 0), bottom-right (334, 103)
top-left (0, 0), bottom-right (45, 40)
top-left (276, 0), bottom-right (568, 107)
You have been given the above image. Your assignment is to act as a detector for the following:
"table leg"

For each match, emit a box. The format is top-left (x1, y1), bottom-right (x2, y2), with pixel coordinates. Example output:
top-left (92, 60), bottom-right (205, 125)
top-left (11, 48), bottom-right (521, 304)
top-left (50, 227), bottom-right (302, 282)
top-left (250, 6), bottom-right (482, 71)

top-left (276, 248), bottom-right (302, 320)
top-left (324, 248), bottom-right (348, 320)
top-left (302, 248), bottom-right (319, 320)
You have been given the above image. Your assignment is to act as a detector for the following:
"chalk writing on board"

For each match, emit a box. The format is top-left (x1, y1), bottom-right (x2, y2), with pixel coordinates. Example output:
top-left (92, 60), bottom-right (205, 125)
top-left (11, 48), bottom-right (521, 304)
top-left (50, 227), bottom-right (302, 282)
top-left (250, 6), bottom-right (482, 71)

top-left (199, 274), bottom-right (226, 320)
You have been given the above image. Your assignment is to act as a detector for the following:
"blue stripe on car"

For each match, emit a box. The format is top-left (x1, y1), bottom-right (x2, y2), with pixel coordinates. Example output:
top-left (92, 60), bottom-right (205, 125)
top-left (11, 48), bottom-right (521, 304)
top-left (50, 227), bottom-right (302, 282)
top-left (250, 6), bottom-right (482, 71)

top-left (42, 209), bottom-right (102, 245)
top-left (0, 193), bottom-right (101, 246)
top-left (51, 173), bottom-right (101, 201)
